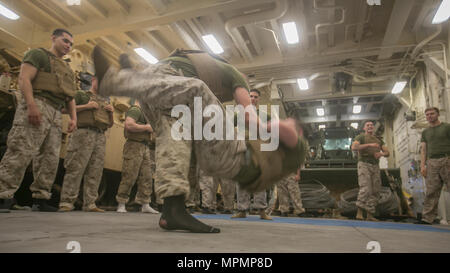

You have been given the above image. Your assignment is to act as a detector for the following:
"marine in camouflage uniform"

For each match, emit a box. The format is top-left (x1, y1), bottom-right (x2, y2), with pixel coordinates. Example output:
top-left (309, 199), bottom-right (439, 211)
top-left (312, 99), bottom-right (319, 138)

top-left (352, 120), bottom-right (389, 221)
top-left (59, 77), bottom-right (113, 212)
top-left (0, 29), bottom-right (77, 212)
top-left (418, 107), bottom-right (450, 225)
top-left (232, 90), bottom-right (272, 220)
top-left (93, 47), bottom-right (307, 233)
top-left (0, 54), bottom-right (15, 161)
top-left (115, 103), bottom-right (159, 213)
top-left (277, 173), bottom-right (305, 216)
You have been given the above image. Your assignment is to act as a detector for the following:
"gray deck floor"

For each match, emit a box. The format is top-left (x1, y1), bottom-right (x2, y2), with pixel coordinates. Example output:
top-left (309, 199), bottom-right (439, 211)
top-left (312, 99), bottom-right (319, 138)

top-left (1, 211), bottom-right (449, 253)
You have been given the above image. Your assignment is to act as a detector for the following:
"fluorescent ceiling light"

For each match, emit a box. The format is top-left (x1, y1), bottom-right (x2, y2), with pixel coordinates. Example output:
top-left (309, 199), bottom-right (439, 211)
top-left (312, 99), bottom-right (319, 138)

top-left (316, 108), bottom-right (325, 116)
top-left (350, 122), bottom-right (359, 129)
top-left (297, 78), bottom-right (309, 90)
top-left (282, 22), bottom-right (299, 44)
top-left (134, 48), bottom-right (158, 64)
top-left (318, 124), bottom-right (326, 129)
top-left (202, 34), bottom-right (224, 54)
top-left (0, 2), bottom-right (19, 20)
top-left (67, 0), bottom-right (81, 5)
top-left (391, 81), bottom-right (407, 94)
top-left (352, 105), bottom-right (362, 114)
top-left (432, 0), bottom-right (450, 24)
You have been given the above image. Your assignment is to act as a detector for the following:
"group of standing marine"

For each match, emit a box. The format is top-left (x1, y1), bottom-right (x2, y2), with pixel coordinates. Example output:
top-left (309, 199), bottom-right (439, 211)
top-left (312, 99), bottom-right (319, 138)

top-left (0, 29), bottom-right (159, 215)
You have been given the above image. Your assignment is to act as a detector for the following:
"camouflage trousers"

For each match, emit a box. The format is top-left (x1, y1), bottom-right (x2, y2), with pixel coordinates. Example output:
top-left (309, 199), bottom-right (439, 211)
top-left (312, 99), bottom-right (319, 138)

top-left (116, 140), bottom-right (155, 205)
top-left (236, 186), bottom-right (267, 211)
top-left (356, 161), bottom-right (381, 214)
top-left (199, 170), bottom-right (236, 210)
top-left (277, 174), bottom-right (304, 214)
top-left (0, 98), bottom-right (62, 200)
top-left (100, 64), bottom-right (247, 200)
top-left (422, 157), bottom-right (450, 223)
top-left (59, 128), bottom-right (105, 210)
top-left (185, 161), bottom-right (201, 208)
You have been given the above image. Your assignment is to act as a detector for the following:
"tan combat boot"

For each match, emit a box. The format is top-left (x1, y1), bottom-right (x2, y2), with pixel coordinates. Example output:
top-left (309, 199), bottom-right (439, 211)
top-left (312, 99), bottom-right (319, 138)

top-left (259, 209), bottom-right (272, 220)
top-left (58, 206), bottom-right (73, 212)
top-left (366, 212), bottom-right (379, 221)
top-left (356, 207), bottom-right (364, 220)
top-left (231, 211), bottom-right (247, 218)
top-left (85, 207), bottom-right (105, 213)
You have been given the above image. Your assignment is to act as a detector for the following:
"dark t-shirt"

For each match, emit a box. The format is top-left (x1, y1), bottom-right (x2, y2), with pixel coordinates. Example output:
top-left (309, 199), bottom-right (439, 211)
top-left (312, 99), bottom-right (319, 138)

top-left (126, 105), bottom-right (146, 125)
top-left (125, 105), bottom-right (155, 149)
top-left (421, 122), bottom-right (450, 158)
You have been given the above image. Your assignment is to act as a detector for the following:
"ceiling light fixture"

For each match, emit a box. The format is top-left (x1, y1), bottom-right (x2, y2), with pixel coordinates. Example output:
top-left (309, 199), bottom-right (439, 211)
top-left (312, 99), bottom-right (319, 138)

top-left (202, 34), bottom-right (224, 54)
top-left (316, 108), bottom-right (325, 116)
top-left (352, 105), bottom-right (362, 114)
top-left (0, 2), bottom-right (19, 20)
top-left (432, 0), bottom-right (450, 24)
top-left (134, 48), bottom-right (158, 64)
top-left (67, 0), bottom-right (81, 6)
top-left (297, 78), bottom-right (309, 90)
top-left (282, 22), bottom-right (299, 44)
top-left (391, 81), bottom-right (407, 94)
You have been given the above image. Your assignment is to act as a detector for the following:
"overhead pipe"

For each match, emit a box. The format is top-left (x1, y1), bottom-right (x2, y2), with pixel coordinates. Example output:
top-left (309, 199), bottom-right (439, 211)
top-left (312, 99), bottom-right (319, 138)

top-left (400, 24), bottom-right (442, 79)
top-left (411, 24), bottom-right (442, 58)
top-left (313, 0), bottom-right (346, 51)
top-left (344, 3), bottom-right (372, 41)
top-left (341, 69), bottom-right (392, 83)
top-left (225, 0), bottom-right (288, 62)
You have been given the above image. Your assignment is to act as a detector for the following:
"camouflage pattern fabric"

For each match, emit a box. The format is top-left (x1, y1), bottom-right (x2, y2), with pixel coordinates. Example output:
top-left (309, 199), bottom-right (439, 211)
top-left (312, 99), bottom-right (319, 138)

top-left (59, 128), bottom-right (105, 210)
top-left (116, 140), bottom-right (154, 205)
top-left (0, 98), bottom-right (62, 200)
top-left (100, 64), bottom-right (246, 200)
top-left (356, 161), bottom-right (381, 214)
top-left (422, 157), bottom-right (450, 223)
top-left (236, 186), bottom-right (267, 211)
top-left (277, 174), bottom-right (304, 214)
top-left (213, 177), bottom-right (236, 211)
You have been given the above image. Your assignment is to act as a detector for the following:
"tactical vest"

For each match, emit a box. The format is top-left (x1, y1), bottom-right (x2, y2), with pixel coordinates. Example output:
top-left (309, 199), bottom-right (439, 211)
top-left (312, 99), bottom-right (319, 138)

top-left (359, 134), bottom-right (382, 158)
top-left (77, 92), bottom-right (111, 130)
top-left (168, 49), bottom-right (233, 102)
top-left (124, 130), bottom-right (155, 144)
top-left (31, 48), bottom-right (77, 99)
top-left (124, 108), bottom-right (155, 146)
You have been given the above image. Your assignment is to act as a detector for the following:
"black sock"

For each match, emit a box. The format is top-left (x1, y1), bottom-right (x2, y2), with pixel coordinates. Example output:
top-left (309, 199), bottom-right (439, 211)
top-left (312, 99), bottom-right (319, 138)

top-left (159, 195), bottom-right (220, 233)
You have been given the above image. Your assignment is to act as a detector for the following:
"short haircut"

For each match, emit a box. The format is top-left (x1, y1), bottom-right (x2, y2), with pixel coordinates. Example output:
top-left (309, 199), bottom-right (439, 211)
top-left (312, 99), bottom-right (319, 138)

top-left (424, 107), bottom-right (439, 115)
top-left (52, 28), bottom-right (73, 38)
top-left (249, 89), bottom-right (260, 96)
top-left (362, 120), bottom-right (374, 128)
